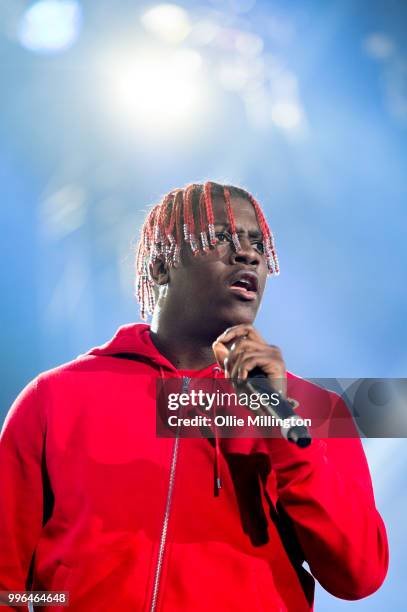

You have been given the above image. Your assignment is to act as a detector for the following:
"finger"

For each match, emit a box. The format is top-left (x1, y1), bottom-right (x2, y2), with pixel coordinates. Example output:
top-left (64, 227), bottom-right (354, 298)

top-left (232, 353), bottom-right (270, 380)
top-left (228, 349), bottom-right (246, 379)
top-left (229, 339), bottom-right (261, 356)
top-left (228, 342), bottom-right (283, 368)
top-left (228, 343), bottom-right (281, 379)
top-left (219, 324), bottom-right (264, 345)
top-left (241, 365), bottom-right (286, 395)
top-left (229, 351), bottom-right (270, 379)
top-left (212, 339), bottom-right (229, 370)
top-left (213, 334), bottom-right (261, 370)
top-left (224, 348), bottom-right (256, 379)
top-left (236, 352), bottom-right (286, 381)
top-left (267, 345), bottom-right (283, 359)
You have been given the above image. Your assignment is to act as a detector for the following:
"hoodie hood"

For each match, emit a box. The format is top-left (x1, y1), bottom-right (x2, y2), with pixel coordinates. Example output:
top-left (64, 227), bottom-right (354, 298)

top-left (85, 322), bottom-right (220, 377)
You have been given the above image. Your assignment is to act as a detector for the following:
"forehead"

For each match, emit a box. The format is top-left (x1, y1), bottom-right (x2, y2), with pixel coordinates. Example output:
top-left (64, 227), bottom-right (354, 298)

top-left (212, 194), bottom-right (260, 232)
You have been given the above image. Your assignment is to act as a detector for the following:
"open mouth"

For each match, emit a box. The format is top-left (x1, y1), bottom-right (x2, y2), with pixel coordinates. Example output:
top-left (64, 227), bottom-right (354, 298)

top-left (228, 272), bottom-right (258, 301)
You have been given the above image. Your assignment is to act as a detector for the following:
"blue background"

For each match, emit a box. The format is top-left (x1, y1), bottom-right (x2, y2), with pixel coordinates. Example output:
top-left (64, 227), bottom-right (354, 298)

top-left (1, 1), bottom-right (406, 608)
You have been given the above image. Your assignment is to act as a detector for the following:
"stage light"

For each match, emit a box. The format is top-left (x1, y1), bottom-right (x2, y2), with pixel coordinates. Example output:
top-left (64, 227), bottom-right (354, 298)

top-left (107, 47), bottom-right (204, 133)
top-left (18, 0), bottom-right (82, 53)
top-left (141, 4), bottom-right (191, 44)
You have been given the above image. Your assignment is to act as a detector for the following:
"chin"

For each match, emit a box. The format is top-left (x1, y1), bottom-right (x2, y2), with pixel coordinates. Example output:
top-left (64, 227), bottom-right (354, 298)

top-left (221, 304), bottom-right (257, 327)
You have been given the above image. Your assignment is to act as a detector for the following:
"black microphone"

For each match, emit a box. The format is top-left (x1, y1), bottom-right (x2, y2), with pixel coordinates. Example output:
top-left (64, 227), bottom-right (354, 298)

top-left (232, 366), bottom-right (311, 448)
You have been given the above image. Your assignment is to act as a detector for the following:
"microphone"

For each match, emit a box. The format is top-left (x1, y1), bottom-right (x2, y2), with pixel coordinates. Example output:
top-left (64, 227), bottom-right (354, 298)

top-left (232, 366), bottom-right (312, 448)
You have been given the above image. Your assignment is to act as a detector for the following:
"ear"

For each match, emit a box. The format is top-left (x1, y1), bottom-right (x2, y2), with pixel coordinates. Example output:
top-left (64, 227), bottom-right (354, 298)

top-left (149, 256), bottom-right (170, 286)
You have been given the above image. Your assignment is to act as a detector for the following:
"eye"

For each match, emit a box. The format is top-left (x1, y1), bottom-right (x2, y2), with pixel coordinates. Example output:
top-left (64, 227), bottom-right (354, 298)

top-left (215, 231), bottom-right (230, 243)
top-left (253, 241), bottom-right (265, 253)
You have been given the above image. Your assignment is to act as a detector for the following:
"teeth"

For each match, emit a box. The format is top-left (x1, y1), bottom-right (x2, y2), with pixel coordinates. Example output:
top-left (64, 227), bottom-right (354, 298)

top-left (242, 280), bottom-right (253, 289)
top-left (231, 276), bottom-right (256, 291)
top-left (234, 279), bottom-right (250, 289)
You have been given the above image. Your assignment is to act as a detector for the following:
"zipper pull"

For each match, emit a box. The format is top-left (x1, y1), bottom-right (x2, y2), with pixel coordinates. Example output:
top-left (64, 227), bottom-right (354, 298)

top-left (182, 376), bottom-right (191, 392)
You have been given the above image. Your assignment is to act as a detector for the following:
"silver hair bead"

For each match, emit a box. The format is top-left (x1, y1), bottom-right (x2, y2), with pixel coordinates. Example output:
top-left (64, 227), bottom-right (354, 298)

top-left (200, 231), bottom-right (209, 251)
top-left (208, 223), bottom-right (217, 245)
top-left (231, 232), bottom-right (242, 252)
top-left (154, 224), bottom-right (161, 243)
top-left (189, 234), bottom-right (199, 254)
top-left (172, 245), bottom-right (181, 266)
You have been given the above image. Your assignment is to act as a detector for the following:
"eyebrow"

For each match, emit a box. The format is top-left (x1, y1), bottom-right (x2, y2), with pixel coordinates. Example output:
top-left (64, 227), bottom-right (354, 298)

top-left (214, 223), bottom-right (263, 239)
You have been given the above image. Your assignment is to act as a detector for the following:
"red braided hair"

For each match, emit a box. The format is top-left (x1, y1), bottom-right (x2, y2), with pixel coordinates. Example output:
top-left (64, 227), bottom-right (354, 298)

top-left (223, 186), bottom-right (242, 252)
top-left (135, 182), bottom-right (279, 320)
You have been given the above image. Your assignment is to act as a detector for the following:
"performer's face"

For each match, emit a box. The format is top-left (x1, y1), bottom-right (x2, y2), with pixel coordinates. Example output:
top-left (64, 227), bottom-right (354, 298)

top-left (164, 194), bottom-right (268, 328)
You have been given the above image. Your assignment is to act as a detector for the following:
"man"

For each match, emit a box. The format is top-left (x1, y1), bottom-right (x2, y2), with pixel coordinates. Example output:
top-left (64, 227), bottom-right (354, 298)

top-left (0, 181), bottom-right (388, 611)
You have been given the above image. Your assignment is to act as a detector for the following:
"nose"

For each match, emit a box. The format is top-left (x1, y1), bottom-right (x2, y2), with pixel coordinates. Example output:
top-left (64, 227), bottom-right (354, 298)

top-left (230, 237), bottom-right (261, 267)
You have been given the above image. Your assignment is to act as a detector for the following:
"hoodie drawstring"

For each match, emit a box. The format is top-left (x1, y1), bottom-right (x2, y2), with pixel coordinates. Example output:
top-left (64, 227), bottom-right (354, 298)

top-left (158, 364), bottom-right (224, 498)
top-left (212, 366), bottom-right (222, 496)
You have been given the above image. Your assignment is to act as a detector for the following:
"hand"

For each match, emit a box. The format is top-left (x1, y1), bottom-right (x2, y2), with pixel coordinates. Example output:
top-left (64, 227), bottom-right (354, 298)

top-left (212, 324), bottom-right (287, 398)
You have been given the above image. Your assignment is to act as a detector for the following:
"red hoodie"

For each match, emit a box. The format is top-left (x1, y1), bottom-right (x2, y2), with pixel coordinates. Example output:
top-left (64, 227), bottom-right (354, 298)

top-left (0, 323), bottom-right (388, 611)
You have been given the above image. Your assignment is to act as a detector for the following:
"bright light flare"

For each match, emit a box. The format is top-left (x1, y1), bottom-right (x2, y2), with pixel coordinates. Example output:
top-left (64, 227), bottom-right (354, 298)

top-left (141, 4), bottom-right (191, 44)
top-left (107, 48), bottom-right (204, 133)
top-left (18, 0), bottom-right (82, 53)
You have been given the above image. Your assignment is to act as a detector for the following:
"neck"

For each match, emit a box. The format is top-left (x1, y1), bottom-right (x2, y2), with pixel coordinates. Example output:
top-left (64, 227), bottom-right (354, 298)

top-left (150, 308), bottom-right (223, 371)
top-left (150, 329), bottom-right (216, 370)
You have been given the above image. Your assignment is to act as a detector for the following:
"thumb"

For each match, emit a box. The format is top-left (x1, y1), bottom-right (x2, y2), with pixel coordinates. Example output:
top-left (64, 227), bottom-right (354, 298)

top-left (212, 338), bottom-right (229, 371)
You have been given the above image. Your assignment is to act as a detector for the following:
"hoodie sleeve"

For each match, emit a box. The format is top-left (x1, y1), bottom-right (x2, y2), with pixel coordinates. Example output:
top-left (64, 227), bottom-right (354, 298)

top-left (0, 377), bottom-right (46, 594)
top-left (266, 394), bottom-right (389, 601)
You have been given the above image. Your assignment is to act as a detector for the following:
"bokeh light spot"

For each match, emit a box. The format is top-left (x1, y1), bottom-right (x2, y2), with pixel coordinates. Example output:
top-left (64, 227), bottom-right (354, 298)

top-left (18, 0), bottom-right (82, 53)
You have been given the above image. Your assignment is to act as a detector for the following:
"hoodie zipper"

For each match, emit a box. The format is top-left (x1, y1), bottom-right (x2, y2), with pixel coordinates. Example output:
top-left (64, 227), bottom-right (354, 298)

top-left (150, 376), bottom-right (191, 612)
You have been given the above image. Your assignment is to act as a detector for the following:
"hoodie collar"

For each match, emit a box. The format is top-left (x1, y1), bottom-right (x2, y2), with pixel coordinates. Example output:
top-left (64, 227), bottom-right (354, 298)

top-left (85, 322), bottom-right (221, 377)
